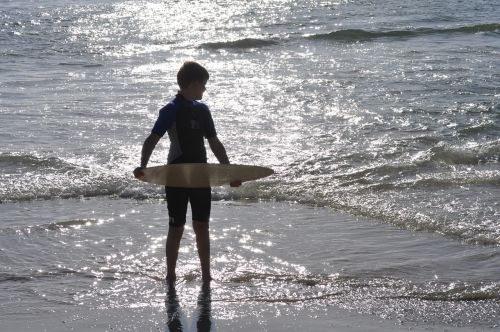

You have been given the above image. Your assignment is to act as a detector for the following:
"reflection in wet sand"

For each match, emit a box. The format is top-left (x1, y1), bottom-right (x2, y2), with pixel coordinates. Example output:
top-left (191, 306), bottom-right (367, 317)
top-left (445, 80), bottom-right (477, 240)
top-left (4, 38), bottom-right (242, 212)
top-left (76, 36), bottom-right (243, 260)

top-left (166, 282), bottom-right (212, 332)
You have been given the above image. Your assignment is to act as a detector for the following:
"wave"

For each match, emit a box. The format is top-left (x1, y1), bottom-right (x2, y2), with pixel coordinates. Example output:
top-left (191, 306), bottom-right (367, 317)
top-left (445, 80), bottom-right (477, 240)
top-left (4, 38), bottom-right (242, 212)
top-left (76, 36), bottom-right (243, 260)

top-left (0, 217), bottom-right (109, 237)
top-left (402, 281), bottom-right (500, 302)
top-left (0, 267), bottom-right (120, 284)
top-left (198, 23), bottom-right (500, 50)
top-left (0, 151), bottom-right (272, 202)
top-left (1, 149), bottom-right (498, 246)
top-left (0, 153), bottom-right (73, 170)
top-left (0, 174), bottom-right (130, 203)
top-left (58, 62), bottom-right (103, 67)
top-left (458, 121), bottom-right (499, 137)
top-left (199, 37), bottom-right (279, 50)
top-left (335, 141), bottom-right (500, 184)
top-left (308, 23), bottom-right (500, 42)
top-left (423, 141), bottom-right (500, 165)
top-left (219, 272), bottom-right (500, 304)
top-left (37, 218), bottom-right (100, 231)
top-left (0, 169), bottom-right (269, 203)
top-left (0, 152), bottom-right (130, 203)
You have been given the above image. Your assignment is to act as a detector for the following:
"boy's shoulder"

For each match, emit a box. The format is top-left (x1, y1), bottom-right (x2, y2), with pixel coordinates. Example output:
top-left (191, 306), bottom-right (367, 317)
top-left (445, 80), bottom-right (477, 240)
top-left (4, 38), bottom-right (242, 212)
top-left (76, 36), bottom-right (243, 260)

top-left (192, 100), bottom-right (209, 112)
top-left (160, 96), bottom-right (210, 112)
top-left (159, 100), bottom-right (177, 113)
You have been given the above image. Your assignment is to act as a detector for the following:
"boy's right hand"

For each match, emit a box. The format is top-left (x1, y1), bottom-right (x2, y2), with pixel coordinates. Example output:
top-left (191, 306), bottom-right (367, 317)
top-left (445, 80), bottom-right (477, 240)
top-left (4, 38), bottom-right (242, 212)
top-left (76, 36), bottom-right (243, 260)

top-left (133, 167), bottom-right (145, 179)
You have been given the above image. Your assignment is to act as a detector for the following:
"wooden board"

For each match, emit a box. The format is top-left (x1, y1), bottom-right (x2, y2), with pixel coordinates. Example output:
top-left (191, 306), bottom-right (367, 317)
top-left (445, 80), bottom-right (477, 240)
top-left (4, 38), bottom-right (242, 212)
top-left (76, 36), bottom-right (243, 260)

top-left (138, 163), bottom-right (274, 188)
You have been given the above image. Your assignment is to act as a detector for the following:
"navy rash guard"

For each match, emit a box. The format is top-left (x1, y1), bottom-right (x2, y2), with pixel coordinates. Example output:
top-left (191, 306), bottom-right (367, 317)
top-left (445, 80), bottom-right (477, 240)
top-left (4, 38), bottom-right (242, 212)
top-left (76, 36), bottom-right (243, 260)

top-left (151, 94), bottom-right (217, 164)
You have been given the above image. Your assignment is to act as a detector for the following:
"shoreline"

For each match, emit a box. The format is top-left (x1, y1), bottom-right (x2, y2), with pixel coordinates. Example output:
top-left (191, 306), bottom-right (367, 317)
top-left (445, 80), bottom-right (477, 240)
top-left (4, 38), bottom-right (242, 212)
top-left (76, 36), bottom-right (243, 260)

top-left (1, 301), bottom-right (495, 332)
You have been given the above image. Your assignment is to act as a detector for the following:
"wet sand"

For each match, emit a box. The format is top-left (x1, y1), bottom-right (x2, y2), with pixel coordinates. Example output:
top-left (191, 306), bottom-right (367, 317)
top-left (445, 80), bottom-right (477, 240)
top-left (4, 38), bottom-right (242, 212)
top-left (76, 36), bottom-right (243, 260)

top-left (1, 198), bottom-right (498, 331)
top-left (1, 302), bottom-right (490, 332)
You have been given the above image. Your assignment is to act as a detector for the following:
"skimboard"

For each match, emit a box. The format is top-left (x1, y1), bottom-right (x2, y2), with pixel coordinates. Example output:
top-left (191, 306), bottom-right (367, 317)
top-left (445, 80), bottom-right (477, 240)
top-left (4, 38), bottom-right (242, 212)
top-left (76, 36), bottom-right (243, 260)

top-left (137, 163), bottom-right (274, 188)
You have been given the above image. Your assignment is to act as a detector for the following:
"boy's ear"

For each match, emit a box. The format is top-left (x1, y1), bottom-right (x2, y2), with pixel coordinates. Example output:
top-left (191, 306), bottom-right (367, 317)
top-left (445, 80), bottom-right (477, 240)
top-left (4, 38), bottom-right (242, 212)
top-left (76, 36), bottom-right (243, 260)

top-left (186, 81), bottom-right (197, 89)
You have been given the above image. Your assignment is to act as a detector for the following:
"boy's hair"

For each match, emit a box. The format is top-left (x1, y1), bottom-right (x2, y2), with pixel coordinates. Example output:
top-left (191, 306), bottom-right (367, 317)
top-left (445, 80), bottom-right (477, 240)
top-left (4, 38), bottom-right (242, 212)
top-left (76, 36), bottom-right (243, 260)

top-left (177, 61), bottom-right (209, 89)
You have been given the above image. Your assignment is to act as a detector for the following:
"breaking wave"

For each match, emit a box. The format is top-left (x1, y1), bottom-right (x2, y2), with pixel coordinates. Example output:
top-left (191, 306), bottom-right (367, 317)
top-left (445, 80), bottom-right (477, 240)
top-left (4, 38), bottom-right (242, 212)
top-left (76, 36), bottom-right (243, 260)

top-left (1, 141), bottom-right (498, 245)
top-left (0, 153), bottom-right (129, 202)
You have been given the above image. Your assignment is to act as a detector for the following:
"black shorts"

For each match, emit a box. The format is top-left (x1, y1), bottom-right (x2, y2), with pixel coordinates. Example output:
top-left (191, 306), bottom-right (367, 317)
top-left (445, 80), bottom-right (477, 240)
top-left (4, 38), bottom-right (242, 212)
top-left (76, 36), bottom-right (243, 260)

top-left (165, 187), bottom-right (211, 227)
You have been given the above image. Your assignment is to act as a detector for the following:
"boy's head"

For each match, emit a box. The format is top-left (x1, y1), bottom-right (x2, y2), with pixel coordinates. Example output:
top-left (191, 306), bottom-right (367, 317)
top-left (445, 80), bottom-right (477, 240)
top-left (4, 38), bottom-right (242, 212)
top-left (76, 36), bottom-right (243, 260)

top-left (177, 61), bottom-right (209, 90)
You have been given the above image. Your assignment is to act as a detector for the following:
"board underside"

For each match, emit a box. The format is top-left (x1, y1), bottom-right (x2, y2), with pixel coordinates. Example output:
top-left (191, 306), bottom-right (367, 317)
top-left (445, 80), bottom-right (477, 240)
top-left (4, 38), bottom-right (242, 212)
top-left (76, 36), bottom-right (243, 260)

top-left (140, 163), bottom-right (274, 188)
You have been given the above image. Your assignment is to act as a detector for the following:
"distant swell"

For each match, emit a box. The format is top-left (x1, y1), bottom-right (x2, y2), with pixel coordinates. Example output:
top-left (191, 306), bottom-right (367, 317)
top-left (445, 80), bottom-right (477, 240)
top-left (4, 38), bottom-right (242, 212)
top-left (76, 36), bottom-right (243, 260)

top-left (198, 24), bottom-right (500, 49)
top-left (200, 38), bottom-right (279, 49)
top-left (309, 23), bottom-right (500, 41)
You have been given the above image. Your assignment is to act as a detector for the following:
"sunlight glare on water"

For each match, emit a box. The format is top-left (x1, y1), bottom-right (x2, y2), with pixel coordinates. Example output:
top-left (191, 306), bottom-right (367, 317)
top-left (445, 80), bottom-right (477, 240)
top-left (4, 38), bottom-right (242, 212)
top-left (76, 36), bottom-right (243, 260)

top-left (1, 1), bottom-right (499, 329)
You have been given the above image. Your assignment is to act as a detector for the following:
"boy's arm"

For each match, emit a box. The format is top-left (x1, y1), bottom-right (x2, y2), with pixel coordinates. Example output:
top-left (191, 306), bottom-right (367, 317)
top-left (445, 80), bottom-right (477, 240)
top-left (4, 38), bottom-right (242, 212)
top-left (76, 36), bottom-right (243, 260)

top-left (133, 133), bottom-right (161, 178)
top-left (207, 136), bottom-right (229, 164)
top-left (207, 136), bottom-right (241, 187)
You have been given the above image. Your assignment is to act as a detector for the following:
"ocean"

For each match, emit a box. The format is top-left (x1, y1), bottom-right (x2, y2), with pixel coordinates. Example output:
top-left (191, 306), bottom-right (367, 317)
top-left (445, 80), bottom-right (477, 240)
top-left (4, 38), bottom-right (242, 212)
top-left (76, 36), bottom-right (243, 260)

top-left (1, 0), bottom-right (499, 330)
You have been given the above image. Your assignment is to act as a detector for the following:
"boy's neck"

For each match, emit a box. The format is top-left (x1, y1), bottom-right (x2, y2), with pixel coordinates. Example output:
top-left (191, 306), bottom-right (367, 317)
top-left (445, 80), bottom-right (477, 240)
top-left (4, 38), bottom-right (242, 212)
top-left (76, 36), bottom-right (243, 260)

top-left (179, 90), bottom-right (195, 101)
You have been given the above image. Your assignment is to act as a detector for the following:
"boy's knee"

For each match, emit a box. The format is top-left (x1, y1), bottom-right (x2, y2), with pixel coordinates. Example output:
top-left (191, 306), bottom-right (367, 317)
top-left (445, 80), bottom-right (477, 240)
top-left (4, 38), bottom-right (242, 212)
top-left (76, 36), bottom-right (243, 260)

top-left (169, 216), bottom-right (186, 228)
top-left (168, 225), bottom-right (184, 238)
top-left (193, 220), bottom-right (209, 233)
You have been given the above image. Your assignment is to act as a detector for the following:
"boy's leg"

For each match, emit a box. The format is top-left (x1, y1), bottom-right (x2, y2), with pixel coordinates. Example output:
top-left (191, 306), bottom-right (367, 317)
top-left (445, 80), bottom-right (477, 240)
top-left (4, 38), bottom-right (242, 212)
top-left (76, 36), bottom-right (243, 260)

top-left (166, 225), bottom-right (184, 282)
top-left (193, 220), bottom-right (211, 281)
top-left (190, 188), bottom-right (212, 281)
top-left (165, 187), bottom-right (189, 284)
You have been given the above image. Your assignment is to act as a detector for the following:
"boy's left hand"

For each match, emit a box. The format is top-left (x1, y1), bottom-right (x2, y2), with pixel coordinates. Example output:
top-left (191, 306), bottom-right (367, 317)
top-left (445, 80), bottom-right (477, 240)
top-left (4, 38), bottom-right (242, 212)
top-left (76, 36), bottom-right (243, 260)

top-left (230, 180), bottom-right (242, 187)
top-left (133, 167), bottom-right (145, 179)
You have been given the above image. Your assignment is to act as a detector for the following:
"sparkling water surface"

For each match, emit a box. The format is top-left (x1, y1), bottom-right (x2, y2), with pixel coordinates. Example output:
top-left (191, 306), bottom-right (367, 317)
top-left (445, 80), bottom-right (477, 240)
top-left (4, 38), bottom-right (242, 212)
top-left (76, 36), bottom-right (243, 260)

top-left (1, 0), bottom-right (499, 330)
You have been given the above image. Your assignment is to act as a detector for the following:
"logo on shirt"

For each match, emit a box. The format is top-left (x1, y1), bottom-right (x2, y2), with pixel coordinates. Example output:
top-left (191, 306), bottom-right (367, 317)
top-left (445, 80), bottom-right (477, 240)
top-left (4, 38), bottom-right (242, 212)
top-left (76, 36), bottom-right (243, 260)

top-left (190, 120), bottom-right (200, 130)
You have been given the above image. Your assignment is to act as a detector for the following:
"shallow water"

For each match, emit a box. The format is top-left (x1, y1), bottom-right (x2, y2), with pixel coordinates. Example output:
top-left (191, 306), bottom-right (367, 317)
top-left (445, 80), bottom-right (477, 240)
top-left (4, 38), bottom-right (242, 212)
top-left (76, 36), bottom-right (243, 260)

top-left (1, 198), bottom-right (499, 329)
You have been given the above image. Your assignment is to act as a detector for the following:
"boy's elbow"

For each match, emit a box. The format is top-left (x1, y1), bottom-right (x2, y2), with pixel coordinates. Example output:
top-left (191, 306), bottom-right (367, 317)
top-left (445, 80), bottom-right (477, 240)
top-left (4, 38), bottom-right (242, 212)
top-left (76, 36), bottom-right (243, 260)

top-left (208, 137), bottom-right (229, 164)
top-left (146, 133), bottom-right (161, 146)
top-left (208, 136), bottom-right (222, 150)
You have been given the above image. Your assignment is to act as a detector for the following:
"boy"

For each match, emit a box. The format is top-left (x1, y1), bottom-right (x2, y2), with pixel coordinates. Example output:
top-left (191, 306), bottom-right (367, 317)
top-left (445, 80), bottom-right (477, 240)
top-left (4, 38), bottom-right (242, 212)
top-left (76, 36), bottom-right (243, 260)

top-left (134, 61), bottom-right (239, 285)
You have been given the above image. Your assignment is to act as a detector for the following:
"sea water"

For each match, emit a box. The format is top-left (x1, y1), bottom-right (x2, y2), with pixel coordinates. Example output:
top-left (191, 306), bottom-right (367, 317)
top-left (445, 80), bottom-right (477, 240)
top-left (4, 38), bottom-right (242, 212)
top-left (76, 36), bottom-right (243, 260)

top-left (1, 0), bottom-right (499, 330)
